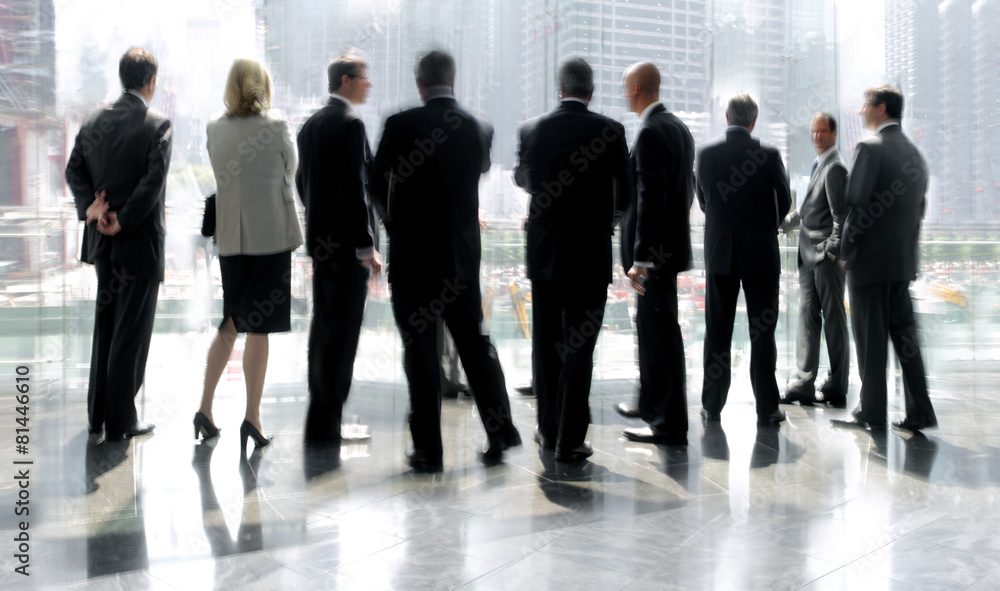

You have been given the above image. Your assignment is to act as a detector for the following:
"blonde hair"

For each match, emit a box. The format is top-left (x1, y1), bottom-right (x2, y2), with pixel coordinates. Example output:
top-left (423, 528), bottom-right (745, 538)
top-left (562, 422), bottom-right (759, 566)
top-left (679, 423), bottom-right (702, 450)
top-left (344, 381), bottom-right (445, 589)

top-left (224, 59), bottom-right (271, 117)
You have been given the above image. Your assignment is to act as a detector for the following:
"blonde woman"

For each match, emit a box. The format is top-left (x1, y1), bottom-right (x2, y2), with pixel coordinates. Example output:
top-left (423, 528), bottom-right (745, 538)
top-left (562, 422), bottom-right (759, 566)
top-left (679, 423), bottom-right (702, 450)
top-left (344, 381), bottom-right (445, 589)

top-left (194, 59), bottom-right (302, 455)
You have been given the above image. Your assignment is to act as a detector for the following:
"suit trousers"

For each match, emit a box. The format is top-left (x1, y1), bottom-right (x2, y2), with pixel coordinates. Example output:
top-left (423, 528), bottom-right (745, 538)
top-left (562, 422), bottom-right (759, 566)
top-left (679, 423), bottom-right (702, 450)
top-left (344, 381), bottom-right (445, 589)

top-left (701, 273), bottom-right (781, 416)
top-left (790, 259), bottom-right (850, 396)
top-left (305, 260), bottom-right (370, 443)
top-left (88, 253), bottom-right (159, 437)
top-left (848, 280), bottom-right (935, 425)
top-left (636, 270), bottom-right (688, 436)
top-left (532, 278), bottom-right (608, 450)
top-left (391, 275), bottom-right (517, 462)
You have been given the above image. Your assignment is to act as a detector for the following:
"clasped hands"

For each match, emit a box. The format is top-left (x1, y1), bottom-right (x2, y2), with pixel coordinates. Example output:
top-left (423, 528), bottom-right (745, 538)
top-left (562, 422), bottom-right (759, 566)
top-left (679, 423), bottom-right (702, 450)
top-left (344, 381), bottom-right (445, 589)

top-left (85, 191), bottom-right (121, 236)
top-left (627, 265), bottom-right (649, 295)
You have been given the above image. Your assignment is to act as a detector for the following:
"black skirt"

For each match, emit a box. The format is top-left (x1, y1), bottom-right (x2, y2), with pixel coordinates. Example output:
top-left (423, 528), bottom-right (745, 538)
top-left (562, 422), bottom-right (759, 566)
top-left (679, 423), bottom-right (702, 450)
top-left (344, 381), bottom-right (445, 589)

top-left (219, 250), bottom-right (292, 334)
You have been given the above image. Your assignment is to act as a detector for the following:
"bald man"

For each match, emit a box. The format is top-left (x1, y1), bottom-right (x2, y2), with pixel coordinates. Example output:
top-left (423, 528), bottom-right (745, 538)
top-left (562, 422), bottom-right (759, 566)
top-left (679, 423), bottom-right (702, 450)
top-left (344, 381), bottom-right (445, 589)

top-left (615, 62), bottom-right (694, 445)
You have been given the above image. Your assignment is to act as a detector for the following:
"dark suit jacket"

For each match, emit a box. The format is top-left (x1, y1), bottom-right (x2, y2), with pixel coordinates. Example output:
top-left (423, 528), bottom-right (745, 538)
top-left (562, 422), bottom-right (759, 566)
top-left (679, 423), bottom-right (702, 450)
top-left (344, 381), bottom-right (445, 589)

top-left (785, 149), bottom-right (848, 268)
top-left (65, 92), bottom-right (172, 281)
top-left (842, 124), bottom-right (927, 286)
top-left (369, 97), bottom-right (492, 284)
top-left (619, 103), bottom-right (694, 274)
top-left (695, 128), bottom-right (791, 276)
top-left (296, 97), bottom-right (378, 262)
top-left (514, 100), bottom-right (632, 283)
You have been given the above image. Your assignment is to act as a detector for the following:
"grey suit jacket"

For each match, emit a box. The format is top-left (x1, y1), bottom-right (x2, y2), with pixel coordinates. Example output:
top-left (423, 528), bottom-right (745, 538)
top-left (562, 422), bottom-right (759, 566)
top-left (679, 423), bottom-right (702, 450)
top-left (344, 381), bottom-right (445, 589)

top-left (207, 110), bottom-right (303, 256)
top-left (842, 124), bottom-right (927, 286)
top-left (785, 149), bottom-right (848, 268)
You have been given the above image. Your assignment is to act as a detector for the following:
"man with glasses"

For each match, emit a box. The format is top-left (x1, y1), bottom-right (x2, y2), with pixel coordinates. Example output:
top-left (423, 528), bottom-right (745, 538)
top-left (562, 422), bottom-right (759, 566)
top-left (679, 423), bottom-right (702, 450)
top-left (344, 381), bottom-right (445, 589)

top-left (297, 55), bottom-right (380, 454)
top-left (832, 85), bottom-right (937, 433)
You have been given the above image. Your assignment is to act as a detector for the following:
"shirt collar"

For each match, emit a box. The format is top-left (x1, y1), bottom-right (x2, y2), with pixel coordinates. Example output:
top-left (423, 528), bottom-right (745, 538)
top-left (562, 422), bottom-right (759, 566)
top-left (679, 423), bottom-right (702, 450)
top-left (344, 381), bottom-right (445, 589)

top-left (424, 85), bottom-right (454, 101)
top-left (816, 146), bottom-right (839, 167)
top-left (561, 97), bottom-right (588, 105)
top-left (725, 125), bottom-right (751, 135)
top-left (126, 89), bottom-right (148, 107)
top-left (876, 121), bottom-right (900, 133)
top-left (639, 101), bottom-right (663, 124)
top-left (329, 92), bottom-right (353, 110)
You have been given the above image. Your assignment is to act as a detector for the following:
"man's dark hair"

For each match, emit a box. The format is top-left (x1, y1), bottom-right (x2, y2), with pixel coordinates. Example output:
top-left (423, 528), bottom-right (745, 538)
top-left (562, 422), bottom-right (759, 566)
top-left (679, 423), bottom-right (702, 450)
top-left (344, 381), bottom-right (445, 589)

top-left (328, 55), bottom-right (367, 92)
top-left (415, 50), bottom-right (456, 87)
top-left (865, 85), bottom-right (904, 120)
top-left (726, 92), bottom-right (758, 128)
top-left (119, 47), bottom-right (158, 91)
top-left (559, 58), bottom-right (594, 98)
top-left (813, 111), bottom-right (838, 133)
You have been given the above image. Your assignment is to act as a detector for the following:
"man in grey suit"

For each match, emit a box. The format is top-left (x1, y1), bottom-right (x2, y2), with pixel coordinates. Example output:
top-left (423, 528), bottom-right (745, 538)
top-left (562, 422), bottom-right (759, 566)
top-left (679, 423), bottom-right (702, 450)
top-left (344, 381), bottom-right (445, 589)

top-left (65, 48), bottom-right (172, 441)
top-left (832, 85), bottom-right (937, 432)
top-left (780, 112), bottom-right (850, 408)
top-left (695, 92), bottom-right (791, 425)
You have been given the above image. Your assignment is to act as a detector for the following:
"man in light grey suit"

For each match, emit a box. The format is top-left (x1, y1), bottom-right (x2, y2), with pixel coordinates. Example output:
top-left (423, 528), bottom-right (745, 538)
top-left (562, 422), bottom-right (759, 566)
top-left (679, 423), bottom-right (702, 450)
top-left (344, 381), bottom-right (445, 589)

top-left (780, 112), bottom-right (850, 408)
top-left (832, 85), bottom-right (937, 433)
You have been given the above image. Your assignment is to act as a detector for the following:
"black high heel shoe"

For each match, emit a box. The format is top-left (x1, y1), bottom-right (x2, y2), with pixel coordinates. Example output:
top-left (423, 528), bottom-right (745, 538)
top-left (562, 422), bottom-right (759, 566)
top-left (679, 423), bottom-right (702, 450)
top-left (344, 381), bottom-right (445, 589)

top-left (194, 412), bottom-right (221, 440)
top-left (239, 420), bottom-right (272, 456)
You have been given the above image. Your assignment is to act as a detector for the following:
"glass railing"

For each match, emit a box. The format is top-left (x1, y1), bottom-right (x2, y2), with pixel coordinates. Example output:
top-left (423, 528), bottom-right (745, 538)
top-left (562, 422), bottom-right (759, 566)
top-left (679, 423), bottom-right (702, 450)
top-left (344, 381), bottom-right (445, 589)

top-left (3, 204), bottom-right (999, 392)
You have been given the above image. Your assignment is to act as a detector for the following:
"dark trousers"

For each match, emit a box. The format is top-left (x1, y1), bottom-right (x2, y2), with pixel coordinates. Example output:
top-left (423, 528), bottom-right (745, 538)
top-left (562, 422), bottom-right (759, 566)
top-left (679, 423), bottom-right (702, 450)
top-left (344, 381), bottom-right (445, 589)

top-left (532, 278), bottom-right (607, 450)
top-left (848, 280), bottom-right (935, 425)
top-left (636, 270), bottom-right (688, 436)
top-left (88, 254), bottom-right (159, 437)
top-left (790, 259), bottom-right (850, 396)
top-left (391, 275), bottom-right (518, 462)
top-left (304, 260), bottom-right (370, 443)
top-left (701, 273), bottom-right (780, 416)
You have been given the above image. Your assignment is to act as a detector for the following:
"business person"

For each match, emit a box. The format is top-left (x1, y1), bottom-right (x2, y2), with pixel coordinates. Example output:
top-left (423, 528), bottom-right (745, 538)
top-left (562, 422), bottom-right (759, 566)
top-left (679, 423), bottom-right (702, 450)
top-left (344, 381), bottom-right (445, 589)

top-left (514, 57), bottom-right (632, 462)
top-left (370, 50), bottom-right (521, 472)
top-left (781, 112), bottom-right (850, 408)
top-left (695, 92), bottom-right (791, 425)
top-left (65, 48), bottom-right (172, 441)
top-left (296, 55), bottom-right (380, 451)
top-left (194, 59), bottom-right (303, 455)
top-left (615, 62), bottom-right (694, 446)
top-left (833, 85), bottom-right (937, 432)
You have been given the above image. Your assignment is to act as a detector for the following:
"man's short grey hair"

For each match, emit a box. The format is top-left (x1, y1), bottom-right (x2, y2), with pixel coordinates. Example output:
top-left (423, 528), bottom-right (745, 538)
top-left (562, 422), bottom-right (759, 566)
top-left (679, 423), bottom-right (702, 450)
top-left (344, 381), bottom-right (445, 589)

top-left (559, 58), bottom-right (594, 98)
top-left (726, 92), bottom-right (759, 128)
top-left (415, 50), bottom-right (456, 87)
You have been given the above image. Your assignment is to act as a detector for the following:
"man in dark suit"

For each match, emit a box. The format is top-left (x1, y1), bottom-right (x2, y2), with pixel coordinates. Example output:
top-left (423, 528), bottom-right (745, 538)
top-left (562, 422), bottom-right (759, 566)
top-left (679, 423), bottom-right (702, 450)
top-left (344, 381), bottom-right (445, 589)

top-left (370, 50), bottom-right (521, 471)
top-left (696, 92), bottom-right (791, 424)
top-left (614, 62), bottom-right (694, 446)
top-left (514, 58), bottom-right (632, 462)
top-left (296, 55), bottom-right (380, 450)
top-left (833, 85), bottom-right (936, 433)
top-left (65, 48), bottom-right (172, 441)
top-left (780, 112), bottom-right (850, 408)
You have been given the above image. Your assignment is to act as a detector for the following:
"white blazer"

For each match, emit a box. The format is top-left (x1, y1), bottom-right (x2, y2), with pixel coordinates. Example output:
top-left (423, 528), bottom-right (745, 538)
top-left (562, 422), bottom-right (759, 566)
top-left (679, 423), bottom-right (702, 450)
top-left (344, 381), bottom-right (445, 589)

top-left (206, 110), bottom-right (303, 256)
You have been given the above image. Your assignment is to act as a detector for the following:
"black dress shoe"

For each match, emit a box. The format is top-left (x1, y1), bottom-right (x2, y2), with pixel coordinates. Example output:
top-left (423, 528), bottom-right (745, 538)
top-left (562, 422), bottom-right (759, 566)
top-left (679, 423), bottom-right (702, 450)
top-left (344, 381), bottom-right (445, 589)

top-left (757, 409), bottom-right (786, 425)
top-left (831, 416), bottom-right (887, 431)
top-left (514, 383), bottom-right (535, 397)
top-left (615, 402), bottom-right (642, 419)
top-left (479, 431), bottom-right (523, 466)
top-left (622, 426), bottom-right (687, 446)
top-left (554, 441), bottom-right (593, 463)
top-left (780, 391), bottom-right (815, 406)
top-left (533, 426), bottom-right (555, 451)
top-left (406, 450), bottom-right (443, 473)
top-left (113, 422), bottom-right (155, 440)
top-left (700, 408), bottom-right (721, 422)
top-left (891, 418), bottom-right (937, 432)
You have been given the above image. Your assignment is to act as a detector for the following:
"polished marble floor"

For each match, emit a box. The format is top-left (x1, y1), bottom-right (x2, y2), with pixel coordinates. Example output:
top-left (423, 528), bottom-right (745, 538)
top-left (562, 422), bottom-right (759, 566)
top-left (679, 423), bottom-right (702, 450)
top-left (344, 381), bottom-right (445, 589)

top-left (2, 345), bottom-right (1000, 591)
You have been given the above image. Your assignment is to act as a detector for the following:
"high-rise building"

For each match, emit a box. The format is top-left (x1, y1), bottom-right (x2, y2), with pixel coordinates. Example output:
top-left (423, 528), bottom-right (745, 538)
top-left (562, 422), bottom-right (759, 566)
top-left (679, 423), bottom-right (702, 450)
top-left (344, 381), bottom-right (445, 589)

top-left (938, 0), bottom-right (975, 223)
top-left (972, 0), bottom-right (1000, 220)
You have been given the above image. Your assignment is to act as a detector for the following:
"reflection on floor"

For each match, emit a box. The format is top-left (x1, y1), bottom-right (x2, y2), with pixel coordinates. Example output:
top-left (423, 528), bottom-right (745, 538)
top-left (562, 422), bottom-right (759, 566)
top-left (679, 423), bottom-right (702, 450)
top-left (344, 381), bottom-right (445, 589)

top-left (3, 371), bottom-right (1000, 591)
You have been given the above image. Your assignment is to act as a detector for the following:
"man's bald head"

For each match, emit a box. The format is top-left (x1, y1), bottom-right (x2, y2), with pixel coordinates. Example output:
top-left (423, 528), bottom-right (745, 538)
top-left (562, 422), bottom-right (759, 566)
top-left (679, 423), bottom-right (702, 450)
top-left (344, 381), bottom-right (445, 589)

top-left (622, 62), bottom-right (661, 114)
top-left (625, 62), bottom-right (660, 96)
